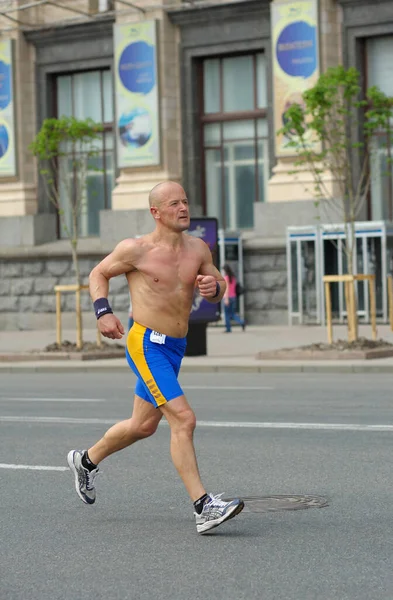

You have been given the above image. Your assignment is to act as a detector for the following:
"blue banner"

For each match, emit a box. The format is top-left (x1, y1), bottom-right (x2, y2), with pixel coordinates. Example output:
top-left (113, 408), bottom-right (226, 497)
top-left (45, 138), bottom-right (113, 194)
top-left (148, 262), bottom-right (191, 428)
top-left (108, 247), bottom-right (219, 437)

top-left (271, 1), bottom-right (320, 157)
top-left (188, 218), bottom-right (220, 323)
top-left (0, 40), bottom-right (16, 176)
top-left (114, 21), bottom-right (160, 168)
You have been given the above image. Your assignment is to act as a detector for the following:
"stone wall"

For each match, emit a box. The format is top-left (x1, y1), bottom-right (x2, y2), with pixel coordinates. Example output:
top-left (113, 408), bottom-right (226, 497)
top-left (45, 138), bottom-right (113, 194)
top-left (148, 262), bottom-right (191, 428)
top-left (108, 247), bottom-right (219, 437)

top-left (0, 254), bottom-right (129, 331)
top-left (0, 243), bottom-right (288, 330)
top-left (243, 244), bottom-right (287, 325)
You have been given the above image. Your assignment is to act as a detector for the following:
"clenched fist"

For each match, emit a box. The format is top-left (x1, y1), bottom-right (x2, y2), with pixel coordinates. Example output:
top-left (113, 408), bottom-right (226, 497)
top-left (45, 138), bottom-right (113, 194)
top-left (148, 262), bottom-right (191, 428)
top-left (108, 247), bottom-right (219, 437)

top-left (196, 274), bottom-right (218, 298)
top-left (98, 313), bottom-right (125, 339)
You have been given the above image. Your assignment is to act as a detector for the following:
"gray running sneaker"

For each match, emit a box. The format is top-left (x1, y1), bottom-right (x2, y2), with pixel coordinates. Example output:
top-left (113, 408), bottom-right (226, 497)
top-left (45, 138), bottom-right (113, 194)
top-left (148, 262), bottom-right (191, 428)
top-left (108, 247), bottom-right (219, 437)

top-left (67, 449), bottom-right (99, 505)
top-left (194, 493), bottom-right (244, 534)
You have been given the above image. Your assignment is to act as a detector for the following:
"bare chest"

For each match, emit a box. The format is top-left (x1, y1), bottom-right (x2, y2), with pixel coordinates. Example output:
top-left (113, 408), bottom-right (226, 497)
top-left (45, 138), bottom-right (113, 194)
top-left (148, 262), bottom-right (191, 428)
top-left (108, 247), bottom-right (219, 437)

top-left (135, 247), bottom-right (201, 289)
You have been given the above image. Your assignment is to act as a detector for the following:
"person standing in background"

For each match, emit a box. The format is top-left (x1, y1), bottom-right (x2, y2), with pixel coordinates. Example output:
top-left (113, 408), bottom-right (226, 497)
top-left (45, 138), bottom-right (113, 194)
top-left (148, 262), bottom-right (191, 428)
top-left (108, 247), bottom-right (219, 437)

top-left (222, 264), bottom-right (245, 333)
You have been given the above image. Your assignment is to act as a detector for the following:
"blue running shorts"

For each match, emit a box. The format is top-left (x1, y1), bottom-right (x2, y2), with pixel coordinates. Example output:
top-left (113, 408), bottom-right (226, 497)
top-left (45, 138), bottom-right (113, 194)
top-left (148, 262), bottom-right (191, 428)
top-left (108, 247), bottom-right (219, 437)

top-left (126, 322), bottom-right (187, 408)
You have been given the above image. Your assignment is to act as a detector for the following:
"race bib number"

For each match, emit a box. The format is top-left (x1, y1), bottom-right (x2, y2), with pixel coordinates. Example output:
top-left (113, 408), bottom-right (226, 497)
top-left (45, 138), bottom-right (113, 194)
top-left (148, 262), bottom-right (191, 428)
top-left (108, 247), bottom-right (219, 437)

top-left (150, 331), bottom-right (166, 345)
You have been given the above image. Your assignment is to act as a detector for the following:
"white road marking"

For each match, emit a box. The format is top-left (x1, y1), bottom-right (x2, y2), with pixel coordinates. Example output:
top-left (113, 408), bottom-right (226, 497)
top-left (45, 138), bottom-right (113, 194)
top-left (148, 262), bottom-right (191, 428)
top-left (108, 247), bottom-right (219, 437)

top-left (0, 398), bottom-right (105, 403)
top-left (0, 416), bottom-right (115, 424)
top-left (1, 415), bottom-right (393, 432)
top-left (182, 386), bottom-right (274, 391)
top-left (0, 463), bottom-right (68, 471)
top-left (196, 422), bottom-right (393, 432)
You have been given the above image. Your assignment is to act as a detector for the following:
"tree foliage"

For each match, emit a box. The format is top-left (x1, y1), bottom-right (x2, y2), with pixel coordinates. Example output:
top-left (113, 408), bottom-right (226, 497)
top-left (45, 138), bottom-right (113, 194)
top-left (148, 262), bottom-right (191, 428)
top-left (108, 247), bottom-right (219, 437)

top-left (279, 66), bottom-right (393, 273)
top-left (29, 116), bottom-right (103, 285)
top-left (30, 117), bottom-right (104, 349)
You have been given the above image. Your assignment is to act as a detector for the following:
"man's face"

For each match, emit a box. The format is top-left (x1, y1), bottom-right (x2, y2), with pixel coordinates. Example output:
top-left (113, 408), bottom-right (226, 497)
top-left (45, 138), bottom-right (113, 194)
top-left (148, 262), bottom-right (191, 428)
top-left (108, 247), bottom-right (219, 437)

top-left (153, 188), bottom-right (190, 232)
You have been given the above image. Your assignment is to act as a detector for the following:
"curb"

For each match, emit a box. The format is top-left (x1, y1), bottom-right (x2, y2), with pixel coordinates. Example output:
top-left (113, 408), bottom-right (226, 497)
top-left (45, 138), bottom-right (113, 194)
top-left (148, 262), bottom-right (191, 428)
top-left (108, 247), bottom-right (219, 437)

top-left (1, 363), bottom-right (393, 374)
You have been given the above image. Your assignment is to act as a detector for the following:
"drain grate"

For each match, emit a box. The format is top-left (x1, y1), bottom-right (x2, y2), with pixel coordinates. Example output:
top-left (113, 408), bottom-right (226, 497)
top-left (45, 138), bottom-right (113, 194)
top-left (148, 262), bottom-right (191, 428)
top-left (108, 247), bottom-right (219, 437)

top-left (225, 495), bottom-right (329, 513)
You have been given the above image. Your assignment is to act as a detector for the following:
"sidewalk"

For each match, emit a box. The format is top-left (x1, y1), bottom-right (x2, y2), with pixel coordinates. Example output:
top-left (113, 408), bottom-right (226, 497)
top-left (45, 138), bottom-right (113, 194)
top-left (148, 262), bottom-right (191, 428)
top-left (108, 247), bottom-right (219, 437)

top-left (1, 323), bottom-right (393, 373)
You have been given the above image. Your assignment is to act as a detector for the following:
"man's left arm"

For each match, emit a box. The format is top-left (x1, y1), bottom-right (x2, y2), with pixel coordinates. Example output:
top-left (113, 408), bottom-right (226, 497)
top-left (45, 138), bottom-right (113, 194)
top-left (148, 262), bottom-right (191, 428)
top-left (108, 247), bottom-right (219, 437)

top-left (196, 242), bottom-right (226, 304)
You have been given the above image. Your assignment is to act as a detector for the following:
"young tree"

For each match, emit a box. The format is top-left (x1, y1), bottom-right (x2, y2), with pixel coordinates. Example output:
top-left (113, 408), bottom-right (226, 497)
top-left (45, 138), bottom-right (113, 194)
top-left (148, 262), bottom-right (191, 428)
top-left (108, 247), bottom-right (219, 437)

top-left (30, 116), bottom-right (103, 348)
top-left (280, 66), bottom-right (393, 339)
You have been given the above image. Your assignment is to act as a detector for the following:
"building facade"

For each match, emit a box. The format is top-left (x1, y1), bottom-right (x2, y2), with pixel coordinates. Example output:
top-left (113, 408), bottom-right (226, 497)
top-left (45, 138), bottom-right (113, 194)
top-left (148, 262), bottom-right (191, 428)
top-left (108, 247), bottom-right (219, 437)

top-left (0, 0), bottom-right (392, 330)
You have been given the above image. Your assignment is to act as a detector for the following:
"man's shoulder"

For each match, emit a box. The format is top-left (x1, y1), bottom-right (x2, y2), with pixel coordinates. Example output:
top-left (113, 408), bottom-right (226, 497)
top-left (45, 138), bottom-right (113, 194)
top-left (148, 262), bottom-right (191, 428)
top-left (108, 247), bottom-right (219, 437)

top-left (184, 233), bottom-right (207, 250)
top-left (117, 235), bottom-right (152, 249)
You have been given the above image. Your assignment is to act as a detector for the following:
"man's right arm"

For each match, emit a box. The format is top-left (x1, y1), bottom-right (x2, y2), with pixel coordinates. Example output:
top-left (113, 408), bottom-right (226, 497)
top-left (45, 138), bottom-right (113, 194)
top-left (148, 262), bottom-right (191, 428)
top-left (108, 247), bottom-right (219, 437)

top-left (89, 239), bottom-right (137, 339)
top-left (89, 239), bottom-right (137, 301)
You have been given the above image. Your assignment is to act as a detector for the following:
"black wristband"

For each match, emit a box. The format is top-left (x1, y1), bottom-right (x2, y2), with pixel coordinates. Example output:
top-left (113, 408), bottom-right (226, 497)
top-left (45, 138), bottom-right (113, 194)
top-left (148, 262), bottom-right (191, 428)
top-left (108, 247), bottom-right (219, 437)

top-left (94, 297), bottom-right (113, 320)
top-left (212, 281), bottom-right (220, 298)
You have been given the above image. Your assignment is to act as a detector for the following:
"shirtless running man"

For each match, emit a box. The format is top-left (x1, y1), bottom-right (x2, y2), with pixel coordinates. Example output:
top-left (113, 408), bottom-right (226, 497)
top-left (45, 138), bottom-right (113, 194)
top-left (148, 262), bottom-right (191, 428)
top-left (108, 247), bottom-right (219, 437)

top-left (67, 181), bottom-right (244, 534)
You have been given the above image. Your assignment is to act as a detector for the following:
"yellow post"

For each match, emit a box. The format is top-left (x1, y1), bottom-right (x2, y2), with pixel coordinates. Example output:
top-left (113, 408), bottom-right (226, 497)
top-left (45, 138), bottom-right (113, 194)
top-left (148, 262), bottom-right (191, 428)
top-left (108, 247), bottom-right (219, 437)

top-left (369, 276), bottom-right (377, 341)
top-left (344, 281), bottom-right (352, 342)
top-left (96, 325), bottom-right (103, 348)
top-left (350, 279), bottom-right (358, 342)
top-left (349, 280), bottom-right (356, 343)
top-left (388, 276), bottom-right (393, 332)
top-left (56, 290), bottom-right (62, 346)
top-left (75, 286), bottom-right (82, 350)
top-left (324, 281), bottom-right (333, 344)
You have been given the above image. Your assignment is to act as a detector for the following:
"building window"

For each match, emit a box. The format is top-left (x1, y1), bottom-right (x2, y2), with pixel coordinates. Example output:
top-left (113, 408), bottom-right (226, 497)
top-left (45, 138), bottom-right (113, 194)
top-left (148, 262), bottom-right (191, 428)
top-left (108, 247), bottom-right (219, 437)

top-left (55, 69), bottom-right (114, 237)
top-left (202, 53), bottom-right (268, 230)
top-left (366, 36), bottom-right (393, 221)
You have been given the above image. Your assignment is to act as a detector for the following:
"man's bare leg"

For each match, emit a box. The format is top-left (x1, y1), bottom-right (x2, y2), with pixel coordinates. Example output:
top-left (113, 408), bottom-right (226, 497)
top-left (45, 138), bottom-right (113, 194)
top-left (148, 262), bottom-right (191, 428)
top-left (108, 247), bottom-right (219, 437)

top-left (159, 394), bottom-right (244, 533)
top-left (67, 395), bottom-right (161, 504)
top-left (159, 395), bottom-right (206, 502)
top-left (88, 395), bottom-right (162, 465)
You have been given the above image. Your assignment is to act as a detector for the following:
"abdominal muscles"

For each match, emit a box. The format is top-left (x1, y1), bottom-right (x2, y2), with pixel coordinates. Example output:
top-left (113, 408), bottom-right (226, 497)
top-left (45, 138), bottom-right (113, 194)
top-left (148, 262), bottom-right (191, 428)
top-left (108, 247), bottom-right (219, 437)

top-left (128, 271), bottom-right (197, 338)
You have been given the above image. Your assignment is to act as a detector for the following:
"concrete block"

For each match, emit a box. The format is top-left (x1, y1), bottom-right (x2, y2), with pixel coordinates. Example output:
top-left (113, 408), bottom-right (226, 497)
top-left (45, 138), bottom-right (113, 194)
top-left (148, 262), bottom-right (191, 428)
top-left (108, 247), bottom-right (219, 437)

top-left (19, 295), bottom-right (43, 312)
top-left (57, 276), bottom-right (83, 287)
top-left (10, 278), bottom-right (35, 295)
top-left (36, 295), bottom-right (56, 313)
top-left (0, 296), bottom-right (19, 311)
top-left (247, 253), bottom-right (280, 272)
top-left (270, 289), bottom-right (289, 309)
top-left (0, 280), bottom-right (10, 295)
top-left (0, 261), bottom-right (23, 277)
top-left (109, 276), bottom-right (129, 294)
top-left (81, 294), bottom-right (93, 312)
top-left (34, 277), bottom-right (58, 294)
top-left (112, 293), bottom-right (131, 311)
top-left (22, 261), bottom-right (44, 276)
top-left (46, 259), bottom-right (71, 277)
top-left (78, 259), bottom-right (96, 278)
top-left (100, 209), bottom-right (154, 244)
top-left (0, 214), bottom-right (57, 247)
top-left (245, 290), bottom-right (271, 310)
top-left (260, 271), bottom-right (287, 291)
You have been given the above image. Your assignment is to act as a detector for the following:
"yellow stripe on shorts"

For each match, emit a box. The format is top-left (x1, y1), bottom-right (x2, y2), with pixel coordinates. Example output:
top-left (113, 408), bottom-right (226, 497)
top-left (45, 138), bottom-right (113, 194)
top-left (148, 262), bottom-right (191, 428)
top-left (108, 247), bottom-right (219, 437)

top-left (127, 323), bottom-right (167, 406)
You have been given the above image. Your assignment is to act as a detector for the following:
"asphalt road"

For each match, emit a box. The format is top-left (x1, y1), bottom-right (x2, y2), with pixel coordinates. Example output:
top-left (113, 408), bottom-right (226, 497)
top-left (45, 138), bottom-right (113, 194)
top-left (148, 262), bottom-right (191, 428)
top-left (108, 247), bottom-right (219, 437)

top-left (1, 372), bottom-right (393, 600)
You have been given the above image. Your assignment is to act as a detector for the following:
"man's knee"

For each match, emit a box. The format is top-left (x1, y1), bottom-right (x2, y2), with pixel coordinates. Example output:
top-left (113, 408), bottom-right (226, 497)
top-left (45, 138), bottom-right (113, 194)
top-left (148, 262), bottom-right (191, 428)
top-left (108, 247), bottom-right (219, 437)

top-left (136, 416), bottom-right (160, 439)
top-left (171, 406), bottom-right (196, 435)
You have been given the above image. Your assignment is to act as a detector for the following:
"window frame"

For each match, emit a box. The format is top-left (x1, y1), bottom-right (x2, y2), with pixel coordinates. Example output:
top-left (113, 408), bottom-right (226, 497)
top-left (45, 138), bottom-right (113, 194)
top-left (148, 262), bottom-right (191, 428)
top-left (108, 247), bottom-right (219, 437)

top-left (364, 35), bottom-right (393, 221)
top-left (199, 52), bottom-right (268, 229)
top-left (53, 67), bottom-right (115, 238)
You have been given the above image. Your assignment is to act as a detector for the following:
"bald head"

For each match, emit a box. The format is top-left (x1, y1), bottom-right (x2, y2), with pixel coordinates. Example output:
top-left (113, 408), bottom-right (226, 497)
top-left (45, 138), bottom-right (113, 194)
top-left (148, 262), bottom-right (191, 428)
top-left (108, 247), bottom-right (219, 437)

top-left (149, 181), bottom-right (186, 208)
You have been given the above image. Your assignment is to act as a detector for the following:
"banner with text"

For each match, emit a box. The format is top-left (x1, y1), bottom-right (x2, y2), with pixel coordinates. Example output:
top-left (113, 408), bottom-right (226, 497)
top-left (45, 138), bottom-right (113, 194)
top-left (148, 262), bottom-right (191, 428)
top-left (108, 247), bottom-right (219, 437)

top-left (188, 218), bottom-right (221, 323)
top-left (0, 40), bottom-right (16, 176)
top-left (114, 21), bottom-right (160, 168)
top-left (271, 1), bottom-right (320, 157)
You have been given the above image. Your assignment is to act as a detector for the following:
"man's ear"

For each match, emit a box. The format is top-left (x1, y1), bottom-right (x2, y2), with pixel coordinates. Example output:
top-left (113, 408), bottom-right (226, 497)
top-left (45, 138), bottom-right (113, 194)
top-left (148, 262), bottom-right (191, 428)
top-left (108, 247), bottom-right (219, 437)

top-left (150, 206), bottom-right (160, 220)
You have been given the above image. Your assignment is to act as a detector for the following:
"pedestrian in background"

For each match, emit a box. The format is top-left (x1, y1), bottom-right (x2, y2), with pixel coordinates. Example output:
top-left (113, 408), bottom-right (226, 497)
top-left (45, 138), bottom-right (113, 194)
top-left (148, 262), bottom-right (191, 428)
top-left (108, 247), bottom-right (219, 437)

top-left (222, 263), bottom-right (245, 333)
